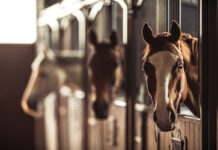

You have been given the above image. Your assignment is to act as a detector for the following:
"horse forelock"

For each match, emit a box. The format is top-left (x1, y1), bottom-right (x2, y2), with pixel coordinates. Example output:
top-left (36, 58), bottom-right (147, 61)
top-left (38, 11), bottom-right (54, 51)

top-left (142, 36), bottom-right (182, 64)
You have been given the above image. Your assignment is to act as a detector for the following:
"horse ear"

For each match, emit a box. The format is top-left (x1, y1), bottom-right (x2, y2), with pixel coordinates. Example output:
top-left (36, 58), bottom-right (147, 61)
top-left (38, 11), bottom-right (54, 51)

top-left (170, 20), bottom-right (181, 42)
top-left (89, 30), bottom-right (98, 46)
top-left (142, 22), bottom-right (154, 44)
top-left (110, 31), bottom-right (117, 47)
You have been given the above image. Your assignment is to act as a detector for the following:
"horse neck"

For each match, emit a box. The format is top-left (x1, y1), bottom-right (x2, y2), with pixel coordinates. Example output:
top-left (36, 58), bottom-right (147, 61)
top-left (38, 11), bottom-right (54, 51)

top-left (180, 39), bottom-right (200, 117)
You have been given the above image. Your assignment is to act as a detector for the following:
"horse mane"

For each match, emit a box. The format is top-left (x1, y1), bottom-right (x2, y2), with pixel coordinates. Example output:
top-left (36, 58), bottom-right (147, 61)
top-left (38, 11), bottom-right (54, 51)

top-left (180, 33), bottom-right (200, 116)
top-left (181, 33), bottom-right (199, 67)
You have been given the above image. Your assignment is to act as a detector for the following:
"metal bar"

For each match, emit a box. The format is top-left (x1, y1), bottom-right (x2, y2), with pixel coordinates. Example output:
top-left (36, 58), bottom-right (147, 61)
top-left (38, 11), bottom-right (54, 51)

top-left (125, 8), bottom-right (137, 150)
top-left (112, 0), bottom-right (128, 44)
top-left (72, 10), bottom-right (86, 53)
top-left (156, 0), bottom-right (170, 33)
top-left (169, 0), bottom-right (181, 25)
top-left (56, 91), bottom-right (62, 150)
top-left (88, 0), bottom-right (128, 44)
top-left (83, 20), bottom-right (89, 150)
top-left (166, 0), bottom-right (170, 32)
top-left (141, 111), bottom-right (147, 150)
top-left (38, 0), bottom-right (100, 27)
top-left (88, 1), bottom-right (104, 21)
top-left (47, 20), bottom-right (60, 50)
top-left (198, 1), bottom-right (203, 150)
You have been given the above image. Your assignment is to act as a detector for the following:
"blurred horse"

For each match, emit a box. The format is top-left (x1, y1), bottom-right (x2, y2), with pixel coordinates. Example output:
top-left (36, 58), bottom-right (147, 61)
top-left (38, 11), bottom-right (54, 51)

top-left (142, 21), bottom-right (200, 131)
top-left (88, 30), bottom-right (124, 119)
top-left (21, 50), bottom-right (81, 117)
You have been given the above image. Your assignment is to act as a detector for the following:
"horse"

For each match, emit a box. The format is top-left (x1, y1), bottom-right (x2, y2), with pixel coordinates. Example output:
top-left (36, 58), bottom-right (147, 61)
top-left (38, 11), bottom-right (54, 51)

top-left (141, 20), bottom-right (200, 131)
top-left (21, 49), bottom-right (82, 117)
top-left (88, 30), bottom-right (124, 119)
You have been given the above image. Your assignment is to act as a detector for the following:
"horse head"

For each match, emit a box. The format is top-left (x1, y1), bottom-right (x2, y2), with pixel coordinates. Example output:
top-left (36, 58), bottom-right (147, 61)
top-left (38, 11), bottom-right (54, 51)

top-left (142, 21), bottom-right (200, 131)
top-left (89, 30), bottom-right (124, 119)
top-left (21, 49), bottom-right (79, 117)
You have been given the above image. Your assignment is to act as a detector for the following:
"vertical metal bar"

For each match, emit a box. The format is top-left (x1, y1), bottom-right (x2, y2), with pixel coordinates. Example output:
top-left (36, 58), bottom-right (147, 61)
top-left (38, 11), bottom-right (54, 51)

top-left (71, 9), bottom-right (88, 150)
top-left (125, 8), bottom-right (136, 150)
top-left (141, 112), bottom-right (147, 150)
top-left (59, 26), bottom-right (64, 50)
top-left (107, 5), bottom-right (113, 35)
top-left (56, 91), bottom-right (62, 150)
top-left (56, 91), bottom-right (69, 150)
top-left (112, 0), bottom-right (128, 44)
top-left (72, 10), bottom-right (86, 53)
top-left (48, 21), bottom-right (59, 50)
top-left (83, 20), bottom-right (89, 150)
top-left (166, 0), bottom-right (170, 32)
top-left (169, 0), bottom-right (181, 25)
top-left (198, 1), bottom-right (203, 150)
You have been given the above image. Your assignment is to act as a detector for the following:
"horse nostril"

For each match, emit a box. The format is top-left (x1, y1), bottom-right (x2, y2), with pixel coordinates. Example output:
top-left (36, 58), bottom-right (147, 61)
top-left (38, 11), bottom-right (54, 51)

top-left (169, 108), bottom-right (176, 123)
top-left (153, 111), bottom-right (157, 122)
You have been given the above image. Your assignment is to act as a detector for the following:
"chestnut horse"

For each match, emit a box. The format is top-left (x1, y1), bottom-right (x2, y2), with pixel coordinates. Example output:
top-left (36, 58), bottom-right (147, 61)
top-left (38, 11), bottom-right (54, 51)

top-left (142, 21), bottom-right (200, 131)
top-left (89, 30), bottom-right (124, 119)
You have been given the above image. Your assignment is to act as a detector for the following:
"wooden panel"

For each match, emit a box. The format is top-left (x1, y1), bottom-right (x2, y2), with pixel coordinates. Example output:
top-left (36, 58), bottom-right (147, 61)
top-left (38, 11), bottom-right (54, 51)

top-left (134, 110), bottom-right (142, 150)
top-left (103, 104), bottom-right (125, 150)
top-left (189, 122), bottom-right (194, 150)
top-left (180, 121), bottom-right (186, 142)
top-left (185, 121), bottom-right (190, 150)
top-left (194, 124), bottom-right (199, 150)
top-left (35, 115), bottom-right (45, 150)
top-left (0, 44), bottom-right (35, 150)
top-left (160, 132), bottom-right (165, 150)
top-left (88, 117), bottom-right (103, 150)
top-left (44, 95), bottom-right (58, 150)
top-left (145, 110), bottom-right (158, 150)
top-left (155, 116), bottom-right (201, 150)
top-left (68, 96), bottom-right (84, 150)
top-left (165, 132), bottom-right (171, 150)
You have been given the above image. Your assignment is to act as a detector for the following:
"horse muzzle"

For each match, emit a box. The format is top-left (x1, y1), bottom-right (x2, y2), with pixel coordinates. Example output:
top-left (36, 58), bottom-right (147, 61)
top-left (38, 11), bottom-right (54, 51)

top-left (153, 107), bottom-right (177, 132)
top-left (28, 95), bottom-right (42, 111)
top-left (93, 100), bottom-right (110, 120)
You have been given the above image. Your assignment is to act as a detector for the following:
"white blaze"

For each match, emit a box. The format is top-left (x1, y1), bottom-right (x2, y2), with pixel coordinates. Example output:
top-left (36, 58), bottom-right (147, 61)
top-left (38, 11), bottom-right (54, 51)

top-left (148, 51), bottom-right (178, 107)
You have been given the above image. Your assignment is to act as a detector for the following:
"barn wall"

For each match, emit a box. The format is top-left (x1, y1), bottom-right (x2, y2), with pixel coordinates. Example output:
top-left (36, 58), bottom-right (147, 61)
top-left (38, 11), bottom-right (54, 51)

top-left (0, 44), bottom-right (35, 150)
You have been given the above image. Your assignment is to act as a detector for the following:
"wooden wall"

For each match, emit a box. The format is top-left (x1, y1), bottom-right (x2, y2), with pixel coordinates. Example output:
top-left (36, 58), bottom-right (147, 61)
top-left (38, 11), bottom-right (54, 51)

top-left (0, 44), bottom-right (35, 150)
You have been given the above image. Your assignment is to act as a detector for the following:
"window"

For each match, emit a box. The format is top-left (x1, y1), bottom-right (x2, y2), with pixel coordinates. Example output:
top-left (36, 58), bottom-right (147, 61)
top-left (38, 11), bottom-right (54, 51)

top-left (0, 0), bottom-right (36, 44)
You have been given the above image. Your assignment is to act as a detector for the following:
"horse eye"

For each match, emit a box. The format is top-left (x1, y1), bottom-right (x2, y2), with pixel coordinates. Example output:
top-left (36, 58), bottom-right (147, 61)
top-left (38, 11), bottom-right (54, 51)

top-left (178, 65), bottom-right (183, 71)
top-left (39, 72), bottom-right (48, 78)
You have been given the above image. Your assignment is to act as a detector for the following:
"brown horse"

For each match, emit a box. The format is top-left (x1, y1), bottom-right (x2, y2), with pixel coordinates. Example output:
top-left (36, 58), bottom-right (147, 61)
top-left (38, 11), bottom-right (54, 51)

top-left (142, 21), bottom-right (200, 131)
top-left (88, 30), bottom-right (124, 119)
